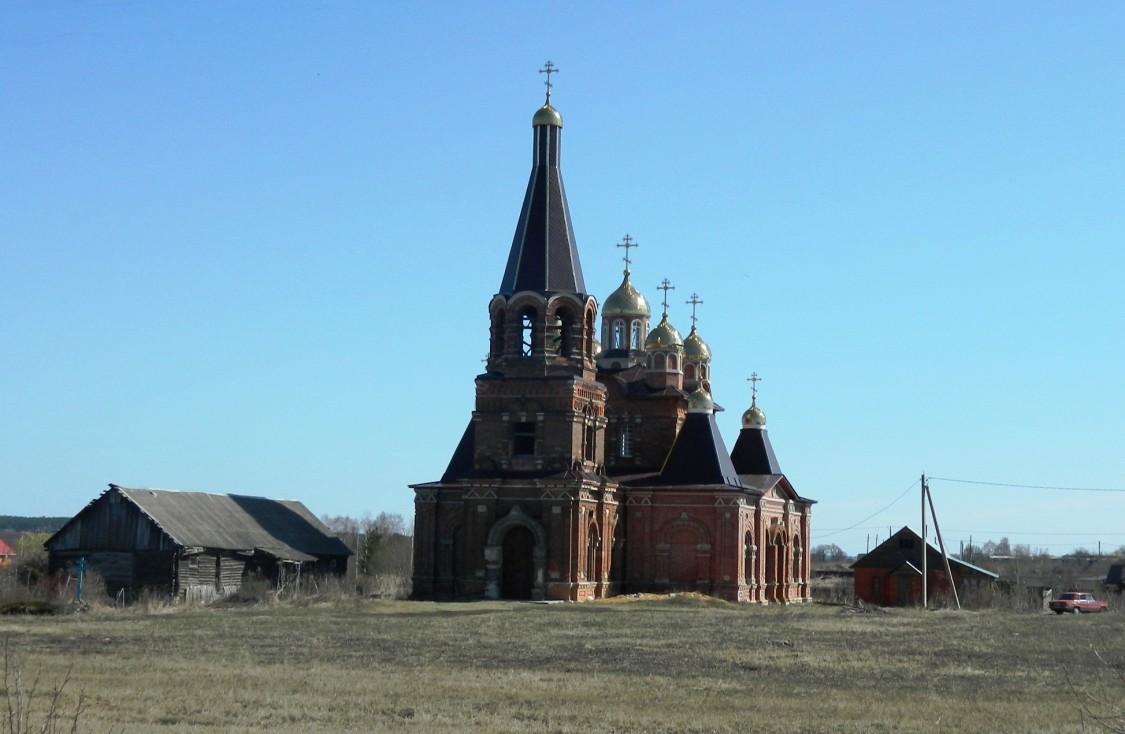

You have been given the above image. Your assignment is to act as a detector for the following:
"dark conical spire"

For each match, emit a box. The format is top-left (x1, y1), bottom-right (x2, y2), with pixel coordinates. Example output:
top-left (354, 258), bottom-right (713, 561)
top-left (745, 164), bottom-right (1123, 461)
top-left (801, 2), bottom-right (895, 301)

top-left (498, 65), bottom-right (586, 297)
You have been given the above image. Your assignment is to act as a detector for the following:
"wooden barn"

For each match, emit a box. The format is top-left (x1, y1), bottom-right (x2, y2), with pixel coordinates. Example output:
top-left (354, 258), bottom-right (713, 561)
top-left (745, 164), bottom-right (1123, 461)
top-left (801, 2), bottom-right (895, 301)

top-left (46, 484), bottom-right (351, 602)
top-left (851, 526), bottom-right (998, 607)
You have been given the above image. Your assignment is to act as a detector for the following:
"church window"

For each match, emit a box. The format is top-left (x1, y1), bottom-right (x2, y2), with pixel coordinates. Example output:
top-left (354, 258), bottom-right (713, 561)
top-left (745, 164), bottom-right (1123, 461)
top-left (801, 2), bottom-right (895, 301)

top-left (618, 424), bottom-right (634, 458)
top-left (555, 309), bottom-right (575, 357)
top-left (513, 422), bottom-right (536, 456)
top-left (743, 534), bottom-right (755, 585)
top-left (612, 319), bottom-right (625, 350)
top-left (653, 353), bottom-right (666, 370)
top-left (520, 312), bottom-right (535, 356)
top-left (586, 522), bottom-right (601, 582)
top-left (684, 363), bottom-right (696, 381)
top-left (629, 320), bottom-right (641, 349)
top-left (668, 354), bottom-right (678, 371)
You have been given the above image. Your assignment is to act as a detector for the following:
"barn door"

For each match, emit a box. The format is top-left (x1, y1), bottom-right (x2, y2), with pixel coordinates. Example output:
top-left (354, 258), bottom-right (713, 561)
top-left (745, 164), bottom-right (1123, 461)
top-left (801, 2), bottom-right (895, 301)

top-left (500, 526), bottom-right (534, 600)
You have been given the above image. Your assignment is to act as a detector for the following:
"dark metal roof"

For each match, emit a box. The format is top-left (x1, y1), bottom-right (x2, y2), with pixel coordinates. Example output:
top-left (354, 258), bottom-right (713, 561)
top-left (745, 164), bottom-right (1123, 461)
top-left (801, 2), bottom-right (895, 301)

top-left (851, 526), bottom-right (998, 579)
top-left (731, 427), bottom-right (782, 475)
top-left (652, 412), bottom-right (743, 488)
top-left (441, 420), bottom-right (476, 482)
top-left (499, 109), bottom-right (586, 297)
top-left (105, 485), bottom-right (350, 561)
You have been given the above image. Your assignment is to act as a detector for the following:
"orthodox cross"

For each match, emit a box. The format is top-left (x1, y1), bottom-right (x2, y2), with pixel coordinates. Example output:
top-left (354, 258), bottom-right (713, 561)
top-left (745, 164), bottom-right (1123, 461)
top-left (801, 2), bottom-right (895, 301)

top-left (747, 372), bottom-right (761, 403)
top-left (540, 61), bottom-right (558, 104)
top-left (685, 293), bottom-right (703, 328)
top-left (617, 234), bottom-right (637, 275)
top-left (657, 278), bottom-right (675, 316)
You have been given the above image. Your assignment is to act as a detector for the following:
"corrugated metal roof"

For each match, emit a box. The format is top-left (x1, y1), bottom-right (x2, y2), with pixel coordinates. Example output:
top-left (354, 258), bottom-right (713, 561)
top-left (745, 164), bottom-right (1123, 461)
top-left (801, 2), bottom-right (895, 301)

top-left (111, 485), bottom-right (351, 562)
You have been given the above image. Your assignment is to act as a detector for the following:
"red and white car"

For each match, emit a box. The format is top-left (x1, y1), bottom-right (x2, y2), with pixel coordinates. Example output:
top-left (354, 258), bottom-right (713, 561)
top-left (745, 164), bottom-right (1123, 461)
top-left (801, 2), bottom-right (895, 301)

top-left (1049, 592), bottom-right (1109, 614)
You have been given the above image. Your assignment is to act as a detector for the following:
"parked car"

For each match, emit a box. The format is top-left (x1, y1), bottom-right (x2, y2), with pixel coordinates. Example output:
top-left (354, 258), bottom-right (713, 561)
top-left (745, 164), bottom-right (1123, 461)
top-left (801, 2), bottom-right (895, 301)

top-left (1048, 591), bottom-right (1109, 614)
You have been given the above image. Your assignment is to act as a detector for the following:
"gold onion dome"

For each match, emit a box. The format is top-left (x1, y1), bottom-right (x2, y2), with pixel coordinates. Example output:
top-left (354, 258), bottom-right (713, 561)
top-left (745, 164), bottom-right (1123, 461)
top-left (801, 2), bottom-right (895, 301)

top-left (603, 274), bottom-right (651, 318)
top-left (742, 399), bottom-right (767, 428)
top-left (532, 104), bottom-right (563, 127)
top-left (687, 384), bottom-right (714, 412)
top-left (645, 314), bottom-right (683, 350)
top-left (683, 325), bottom-right (711, 362)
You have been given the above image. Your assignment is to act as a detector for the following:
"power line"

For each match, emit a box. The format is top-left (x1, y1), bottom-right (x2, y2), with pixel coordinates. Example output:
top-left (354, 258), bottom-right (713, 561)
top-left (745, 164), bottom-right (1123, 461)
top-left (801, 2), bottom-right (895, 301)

top-left (930, 476), bottom-right (1125, 493)
top-left (811, 478), bottom-right (919, 540)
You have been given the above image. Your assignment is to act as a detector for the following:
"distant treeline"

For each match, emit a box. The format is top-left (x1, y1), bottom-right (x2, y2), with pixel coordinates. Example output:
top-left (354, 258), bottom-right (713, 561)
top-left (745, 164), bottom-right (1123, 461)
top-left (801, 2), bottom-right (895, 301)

top-left (0, 516), bottom-right (68, 533)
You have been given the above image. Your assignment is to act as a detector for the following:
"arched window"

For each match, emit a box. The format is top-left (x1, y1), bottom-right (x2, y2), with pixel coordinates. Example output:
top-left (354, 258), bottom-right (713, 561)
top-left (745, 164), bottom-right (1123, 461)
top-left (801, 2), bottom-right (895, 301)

top-left (582, 403), bottom-right (597, 462)
top-left (612, 319), bottom-right (625, 350)
top-left (744, 531), bottom-right (756, 585)
top-left (653, 353), bottom-right (666, 370)
top-left (555, 310), bottom-right (574, 357)
top-left (587, 522), bottom-right (601, 582)
top-left (629, 320), bottom-right (641, 350)
top-left (668, 354), bottom-right (678, 371)
top-left (792, 535), bottom-right (802, 582)
top-left (520, 311), bottom-right (535, 356)
top-left (684, 363), bottom-right (696, 381)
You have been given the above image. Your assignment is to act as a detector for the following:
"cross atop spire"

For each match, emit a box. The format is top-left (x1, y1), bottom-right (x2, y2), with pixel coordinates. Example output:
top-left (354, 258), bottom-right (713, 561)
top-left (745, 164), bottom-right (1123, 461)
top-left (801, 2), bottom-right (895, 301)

top-left (617, 234), bottom-right (638, 275)
top-left (539, 60), bottom-right (558, 104)
top-left (685, 293), bottom-right (703, 327)
top-left (657, 278), bottom-right (675, 316)
top-left (748, 372), bottom-right (761, 405)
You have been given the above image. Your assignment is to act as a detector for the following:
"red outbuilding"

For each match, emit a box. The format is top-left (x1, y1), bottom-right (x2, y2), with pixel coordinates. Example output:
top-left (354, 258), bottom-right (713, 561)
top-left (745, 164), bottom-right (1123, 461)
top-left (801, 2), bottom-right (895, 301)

top-left (851, 527), bottom-right (998, 606)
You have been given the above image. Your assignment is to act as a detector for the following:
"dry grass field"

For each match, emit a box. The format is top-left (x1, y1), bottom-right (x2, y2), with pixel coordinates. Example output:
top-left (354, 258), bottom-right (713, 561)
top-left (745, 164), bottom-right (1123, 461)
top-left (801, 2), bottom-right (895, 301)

top-left (2, 596), bottom-right (1123, 733)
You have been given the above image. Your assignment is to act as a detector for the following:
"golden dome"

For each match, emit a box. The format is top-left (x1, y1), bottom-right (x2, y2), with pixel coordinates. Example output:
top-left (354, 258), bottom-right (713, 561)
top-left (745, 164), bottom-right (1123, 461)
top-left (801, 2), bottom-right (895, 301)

top-left (532, 104), bottom-right (562, 128)
top-left (645, 313), bottom-right (683, 350)
top-left (687, 384), bottom-right (714, 412)
top-left (742, 399), bottom-right (766, 428)
top-left (683, 325), bottom-right (711, 362)
top-left (603, 273), bottom-right (651, 318)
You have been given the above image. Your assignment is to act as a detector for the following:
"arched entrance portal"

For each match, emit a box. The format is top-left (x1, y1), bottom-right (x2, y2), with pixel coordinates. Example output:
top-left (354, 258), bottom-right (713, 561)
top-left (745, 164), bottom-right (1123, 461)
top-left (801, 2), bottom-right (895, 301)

top-left (483, 506), bottom-right (547, 600)
top-left (501, 525), bottom-right (535, 599)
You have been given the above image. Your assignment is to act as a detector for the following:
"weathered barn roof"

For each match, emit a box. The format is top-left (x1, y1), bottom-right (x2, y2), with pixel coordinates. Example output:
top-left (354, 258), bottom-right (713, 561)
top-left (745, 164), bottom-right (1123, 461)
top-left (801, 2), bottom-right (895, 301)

top-left (53, 485), bottom-right (351, 562)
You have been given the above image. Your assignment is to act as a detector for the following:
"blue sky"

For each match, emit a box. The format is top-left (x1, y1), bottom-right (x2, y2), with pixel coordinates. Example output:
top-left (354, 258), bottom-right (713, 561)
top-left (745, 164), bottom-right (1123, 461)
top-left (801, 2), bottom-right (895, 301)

top-left (3, 3), bottom-right (1123, 557)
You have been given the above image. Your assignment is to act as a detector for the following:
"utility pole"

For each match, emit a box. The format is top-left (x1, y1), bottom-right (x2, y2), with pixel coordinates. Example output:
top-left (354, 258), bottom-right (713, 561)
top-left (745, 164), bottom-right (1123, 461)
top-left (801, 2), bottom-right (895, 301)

top-left (926, 479), bottom-right (961, 609)
top-left (921, 474), bottom-right (927, 608)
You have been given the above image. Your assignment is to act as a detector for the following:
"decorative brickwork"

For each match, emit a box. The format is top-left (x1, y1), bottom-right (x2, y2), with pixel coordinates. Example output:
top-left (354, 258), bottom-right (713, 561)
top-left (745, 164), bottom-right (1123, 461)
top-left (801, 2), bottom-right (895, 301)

top-left (412, 86), bottom-right (814, 603)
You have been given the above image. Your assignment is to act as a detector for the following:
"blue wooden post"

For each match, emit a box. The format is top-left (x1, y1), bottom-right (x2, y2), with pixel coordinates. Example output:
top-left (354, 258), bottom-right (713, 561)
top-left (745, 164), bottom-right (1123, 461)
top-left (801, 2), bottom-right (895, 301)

top-left (75, 557), bottom-right (86, 603)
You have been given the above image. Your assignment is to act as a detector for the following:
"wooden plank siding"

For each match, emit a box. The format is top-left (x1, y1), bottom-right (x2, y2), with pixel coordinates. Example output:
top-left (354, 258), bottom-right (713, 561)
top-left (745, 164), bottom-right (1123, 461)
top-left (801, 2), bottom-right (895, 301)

top-left (49, 490), bottom-right (177, 553)
top-left (47, 485), bottom-right (352, 603)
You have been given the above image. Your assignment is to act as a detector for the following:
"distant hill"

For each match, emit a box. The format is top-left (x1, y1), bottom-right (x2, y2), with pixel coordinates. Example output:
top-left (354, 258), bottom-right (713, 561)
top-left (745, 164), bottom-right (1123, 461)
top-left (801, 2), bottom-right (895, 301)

top-left (0, 516), bottom-right (69, 533)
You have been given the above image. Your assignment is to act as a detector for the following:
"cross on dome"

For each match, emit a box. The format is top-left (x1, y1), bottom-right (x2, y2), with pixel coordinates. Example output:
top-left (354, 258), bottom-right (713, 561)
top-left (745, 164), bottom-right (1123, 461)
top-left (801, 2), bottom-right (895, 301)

top-left (539, 60), bottom-right (558, 104)
top-left (748, 372), bottom-right (761, 404)
top-left (686, 293), bottom-right (703, 327)
top-left (617, 234), bottom-right (638, 275)
top-left (657, 278), bottom-right (675, 316)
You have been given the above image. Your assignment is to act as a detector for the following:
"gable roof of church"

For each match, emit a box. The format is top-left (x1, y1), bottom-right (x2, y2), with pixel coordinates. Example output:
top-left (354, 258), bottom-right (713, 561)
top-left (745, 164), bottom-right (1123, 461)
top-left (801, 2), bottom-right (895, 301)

top-left (498, 102), bottom-right (586, 298)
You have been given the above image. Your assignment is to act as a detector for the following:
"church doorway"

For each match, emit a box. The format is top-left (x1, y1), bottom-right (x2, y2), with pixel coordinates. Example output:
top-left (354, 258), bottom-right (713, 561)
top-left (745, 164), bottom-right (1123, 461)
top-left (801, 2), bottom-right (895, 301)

top-left (500, 525), bottom-right (535, 599)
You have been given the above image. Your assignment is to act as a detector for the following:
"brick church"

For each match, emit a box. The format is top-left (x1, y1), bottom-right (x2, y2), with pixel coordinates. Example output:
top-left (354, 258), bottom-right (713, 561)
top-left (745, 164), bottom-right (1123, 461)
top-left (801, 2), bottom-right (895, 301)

top-left (411, 70), bottom-right (814, 603)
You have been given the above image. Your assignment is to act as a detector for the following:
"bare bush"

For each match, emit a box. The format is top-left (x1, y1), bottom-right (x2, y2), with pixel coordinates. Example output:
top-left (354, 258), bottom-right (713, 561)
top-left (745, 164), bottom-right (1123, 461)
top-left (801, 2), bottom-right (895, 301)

top-left (2, 636), bottom-right (85, 734)
top-left (1068, 649), bottom-right (1125, 733)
